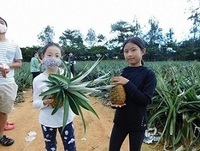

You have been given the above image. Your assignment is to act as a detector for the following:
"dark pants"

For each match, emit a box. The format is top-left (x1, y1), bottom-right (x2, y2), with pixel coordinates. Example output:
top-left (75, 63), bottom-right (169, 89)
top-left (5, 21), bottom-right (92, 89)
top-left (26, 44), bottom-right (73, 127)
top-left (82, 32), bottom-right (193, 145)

top-left (41, 122), bottom-right (76, 151)
top-left (109, 124), bottom-right (145, 151)
top-left (32, 72), bottom-right (40, 81)
top-left (31, 72), bottom-right (40, 93)
top-left (70, 65), bottom-right (75, 75)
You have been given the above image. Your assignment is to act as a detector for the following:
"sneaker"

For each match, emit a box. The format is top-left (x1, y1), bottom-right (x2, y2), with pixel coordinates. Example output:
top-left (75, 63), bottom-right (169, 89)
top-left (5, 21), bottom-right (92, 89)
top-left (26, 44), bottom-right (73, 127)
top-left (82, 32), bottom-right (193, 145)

top-left (143, 135), bottom-right (154, 144)
top-left (0, 135), bottom-right (14, 146)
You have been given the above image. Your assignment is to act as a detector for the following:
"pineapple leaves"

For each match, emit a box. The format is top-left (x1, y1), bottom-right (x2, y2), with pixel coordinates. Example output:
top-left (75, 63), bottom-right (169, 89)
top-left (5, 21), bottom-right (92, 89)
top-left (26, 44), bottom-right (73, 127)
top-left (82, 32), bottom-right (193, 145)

top-left (69, 91), bottom-right (99, 119)
top-left (49, 74), bottom-right (70, 86)
top-left (73, 101), bottom-right (87, 134)
top-left (40, 85), bottom-right (61, 97)
top-left (62, 93), bottom-right (70, 132)
top-left (68, 93), bottom-right (80, 115)
top-left (51, 92), bottom-right (64, 115)
top-left (71, 57), bottom-right (103, 84)
top-left (39, 57), bottom-right (111, 134)
top-left (61, 59), bottom-right (72, 78)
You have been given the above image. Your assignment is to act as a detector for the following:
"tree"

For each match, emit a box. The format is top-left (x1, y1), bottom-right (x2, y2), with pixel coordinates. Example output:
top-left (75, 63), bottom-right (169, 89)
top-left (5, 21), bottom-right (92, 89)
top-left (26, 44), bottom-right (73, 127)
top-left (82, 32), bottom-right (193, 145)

top-left (144, 17), bottom-right (164, 46)
top-left (96, 34), bottom-right (106, 45)
top-left (143, 18), bottom-right (165, 60)
top-left (37, 25), bottom-right (55, 45)
top-left (110, 20), bottom-right (135, 49)
top-left (85, 28), bottom-right (97, 47)
top-left (165, 28), bottom-right (175, 43)
top-left (131, 16), bottom-right (143, 37)
top-left (59, 29), bottom-right (85, 50)
top-left (188, 2), bottom-right (200, 40)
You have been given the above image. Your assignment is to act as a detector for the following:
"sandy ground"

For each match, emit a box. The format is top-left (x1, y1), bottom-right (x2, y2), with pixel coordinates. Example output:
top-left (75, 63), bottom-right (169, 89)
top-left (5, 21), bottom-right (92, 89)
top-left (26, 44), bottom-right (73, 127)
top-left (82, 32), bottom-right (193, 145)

top-left (0, 89), bottom-right (162, 151)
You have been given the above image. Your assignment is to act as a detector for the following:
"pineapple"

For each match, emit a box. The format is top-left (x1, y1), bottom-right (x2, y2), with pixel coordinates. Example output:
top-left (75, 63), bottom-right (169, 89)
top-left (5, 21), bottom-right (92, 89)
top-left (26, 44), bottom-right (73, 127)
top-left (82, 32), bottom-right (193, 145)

top-left (109, 84), bottom-right (126, 105)
top-left (40, 58), bottom-right (111, 133)
top-left (50, 97), bottom-right (63, 108)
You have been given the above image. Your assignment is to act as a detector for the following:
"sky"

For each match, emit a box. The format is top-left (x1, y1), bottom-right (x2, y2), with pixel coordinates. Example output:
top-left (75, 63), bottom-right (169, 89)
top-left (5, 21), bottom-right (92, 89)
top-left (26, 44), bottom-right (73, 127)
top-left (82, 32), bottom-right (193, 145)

top-left (1, 0), bottom-right (199, 47)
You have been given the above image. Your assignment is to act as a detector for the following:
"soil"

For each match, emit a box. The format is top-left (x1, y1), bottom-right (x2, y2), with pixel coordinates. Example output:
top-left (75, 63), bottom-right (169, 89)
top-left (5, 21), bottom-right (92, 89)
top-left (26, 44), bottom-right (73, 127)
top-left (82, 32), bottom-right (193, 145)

top-left (0, 89), bottom-right (163, 151)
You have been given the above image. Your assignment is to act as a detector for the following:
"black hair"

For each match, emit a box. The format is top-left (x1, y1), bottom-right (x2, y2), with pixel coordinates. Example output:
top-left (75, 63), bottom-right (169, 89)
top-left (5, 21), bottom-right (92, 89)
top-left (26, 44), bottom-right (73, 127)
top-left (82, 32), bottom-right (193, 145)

top-left (32, 51), bottom-right (38, 57)
top-left (42, 42), bottom-right (62, 55)
top-left (121, 37), bottom-right (145, 52)
top-left (0, 17), bottom-right (8, 27)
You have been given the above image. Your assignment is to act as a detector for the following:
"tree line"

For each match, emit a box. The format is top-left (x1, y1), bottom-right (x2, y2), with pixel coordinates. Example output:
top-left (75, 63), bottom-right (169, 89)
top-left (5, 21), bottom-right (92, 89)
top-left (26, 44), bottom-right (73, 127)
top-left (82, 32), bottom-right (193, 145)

top-left (21, 2), bottom-right (200, 62)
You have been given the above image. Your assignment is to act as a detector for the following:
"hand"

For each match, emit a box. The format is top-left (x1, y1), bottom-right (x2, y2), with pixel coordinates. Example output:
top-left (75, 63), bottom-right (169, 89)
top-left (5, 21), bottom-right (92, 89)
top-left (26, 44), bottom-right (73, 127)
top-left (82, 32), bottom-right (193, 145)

top-left (0, 63), bottom-right (10, 78)
top-left (43, 95), bottom-right (54, 105)
top-left (1, 69), bottom-right (9, 78)
top-left (111, 76), bottom-right (129, 85)
top-left (110, 102), bottom-right (126, 108)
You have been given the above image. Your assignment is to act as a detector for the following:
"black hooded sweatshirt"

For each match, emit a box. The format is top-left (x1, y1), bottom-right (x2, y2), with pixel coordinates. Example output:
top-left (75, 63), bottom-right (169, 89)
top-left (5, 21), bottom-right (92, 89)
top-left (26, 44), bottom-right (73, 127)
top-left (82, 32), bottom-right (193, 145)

top-left (113, 65), bottom-right (157, 131)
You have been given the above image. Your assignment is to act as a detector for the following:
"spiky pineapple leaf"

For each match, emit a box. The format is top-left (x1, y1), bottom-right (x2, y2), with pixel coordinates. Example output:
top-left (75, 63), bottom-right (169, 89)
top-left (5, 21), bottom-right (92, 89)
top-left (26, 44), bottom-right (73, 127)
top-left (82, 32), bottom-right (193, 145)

top-left (51, 91), bottom-right (63, 115)
top-left (73, 100), bottom-right (87, 134)
top-left (62, 93), bottom-right (70, 132)
top-left (49, 74), bottom-right (70, 85)
top-left (67, 92), bottom-right (79, 115)
top-left (48, 76), bottom-right (61, 85)
top-left (40, 85), bottom-right (61, 97)
top-left (61, 60), bottom-right (72, 78)
top-left (69, 91), bottom-right (99, 119)
top-left (69, 63), bottom-right (92, 81)
top-left (70, 57), bottom-right (102, 84)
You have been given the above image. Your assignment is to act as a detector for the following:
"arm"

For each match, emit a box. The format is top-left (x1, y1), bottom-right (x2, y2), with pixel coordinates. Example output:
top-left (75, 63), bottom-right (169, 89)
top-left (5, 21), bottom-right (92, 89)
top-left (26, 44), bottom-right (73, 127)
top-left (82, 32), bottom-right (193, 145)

top-left (7, 59), bottom-right (22, 69)
top-left (111, 70), bottom-right (157, 106)
top-left (0, 59), bottom-right (22, 77)
top-left (32, 77), bottom-right (54, 109)
top-left (125, 71), bottom-right (157, 106)
top-left (32, 79), bottom-right (47, 109)
top-left (8, 45), bottom-right (23, 69)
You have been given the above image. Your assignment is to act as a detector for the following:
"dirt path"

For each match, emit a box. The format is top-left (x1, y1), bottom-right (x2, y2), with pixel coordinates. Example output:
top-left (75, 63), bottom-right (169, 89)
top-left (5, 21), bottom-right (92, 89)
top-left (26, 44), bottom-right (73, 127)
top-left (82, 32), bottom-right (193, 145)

top-left (0, 89), bottom-right (162, 151)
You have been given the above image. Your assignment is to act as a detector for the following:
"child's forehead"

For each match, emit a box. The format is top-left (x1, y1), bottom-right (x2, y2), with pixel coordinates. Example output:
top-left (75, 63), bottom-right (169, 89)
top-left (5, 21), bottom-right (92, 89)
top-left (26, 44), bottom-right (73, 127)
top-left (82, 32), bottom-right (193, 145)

top-left (124, 43), bottom-right (138, 48)
top-left (45, 46), bottom-right (61, 55)
top-left (46, 46), bottom-right (60, 51)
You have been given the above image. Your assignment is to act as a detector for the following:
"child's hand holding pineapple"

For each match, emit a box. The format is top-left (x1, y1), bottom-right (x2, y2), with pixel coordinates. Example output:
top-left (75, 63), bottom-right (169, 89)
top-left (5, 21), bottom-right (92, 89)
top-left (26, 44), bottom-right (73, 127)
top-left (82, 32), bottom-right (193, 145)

top-left (109, 76), bottom-right (127, 107)
top-left (42, 95), bottom-right (54, 106)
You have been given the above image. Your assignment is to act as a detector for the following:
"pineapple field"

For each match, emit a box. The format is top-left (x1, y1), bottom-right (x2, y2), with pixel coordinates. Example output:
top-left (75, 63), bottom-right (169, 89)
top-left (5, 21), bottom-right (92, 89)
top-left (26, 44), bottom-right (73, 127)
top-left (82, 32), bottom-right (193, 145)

top-left (8, 60), bottom-right (200, 151)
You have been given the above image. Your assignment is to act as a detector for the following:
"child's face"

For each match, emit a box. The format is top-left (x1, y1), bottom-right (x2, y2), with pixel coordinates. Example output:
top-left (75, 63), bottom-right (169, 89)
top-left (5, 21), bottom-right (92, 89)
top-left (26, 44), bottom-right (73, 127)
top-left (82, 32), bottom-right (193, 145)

top-left (123, 42), bottom-right (145, 67)
top-left (44, 46), bottom-right (61, 59)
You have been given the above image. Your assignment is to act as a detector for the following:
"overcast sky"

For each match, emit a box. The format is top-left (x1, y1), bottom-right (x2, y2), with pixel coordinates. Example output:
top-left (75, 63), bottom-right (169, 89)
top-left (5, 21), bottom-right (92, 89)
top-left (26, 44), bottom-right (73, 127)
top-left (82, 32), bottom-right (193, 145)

top-left (1, 0), bottom-right (198, 47)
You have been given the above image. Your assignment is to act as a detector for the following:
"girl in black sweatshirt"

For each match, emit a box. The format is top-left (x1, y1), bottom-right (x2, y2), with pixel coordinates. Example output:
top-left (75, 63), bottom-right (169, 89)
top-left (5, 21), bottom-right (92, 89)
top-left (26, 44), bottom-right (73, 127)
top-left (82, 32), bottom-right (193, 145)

top-left (109, 37), bottom-right (157, 151)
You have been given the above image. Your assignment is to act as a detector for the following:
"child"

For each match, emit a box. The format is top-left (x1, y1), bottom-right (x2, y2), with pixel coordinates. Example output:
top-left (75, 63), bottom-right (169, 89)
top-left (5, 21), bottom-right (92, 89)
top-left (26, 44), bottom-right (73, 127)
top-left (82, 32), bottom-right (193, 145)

top-left (109, 37), bottom-right (157, 151)
top-left (32, 42), bottom-right (76, 151)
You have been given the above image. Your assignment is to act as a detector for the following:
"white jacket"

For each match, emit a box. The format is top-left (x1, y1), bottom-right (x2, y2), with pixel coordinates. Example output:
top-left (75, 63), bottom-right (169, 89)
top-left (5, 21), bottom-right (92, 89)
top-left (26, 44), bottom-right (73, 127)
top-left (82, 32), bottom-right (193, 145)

top-left (32, 73), bottom-right (75, 127)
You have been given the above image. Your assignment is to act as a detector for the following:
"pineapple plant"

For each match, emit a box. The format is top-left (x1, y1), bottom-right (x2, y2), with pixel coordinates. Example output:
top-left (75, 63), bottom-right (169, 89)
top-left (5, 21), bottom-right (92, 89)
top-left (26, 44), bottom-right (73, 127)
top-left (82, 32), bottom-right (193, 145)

top-left (109, 84), bottom-right (126, 105)
top-left (39, 58), bottom-right (112, 133)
